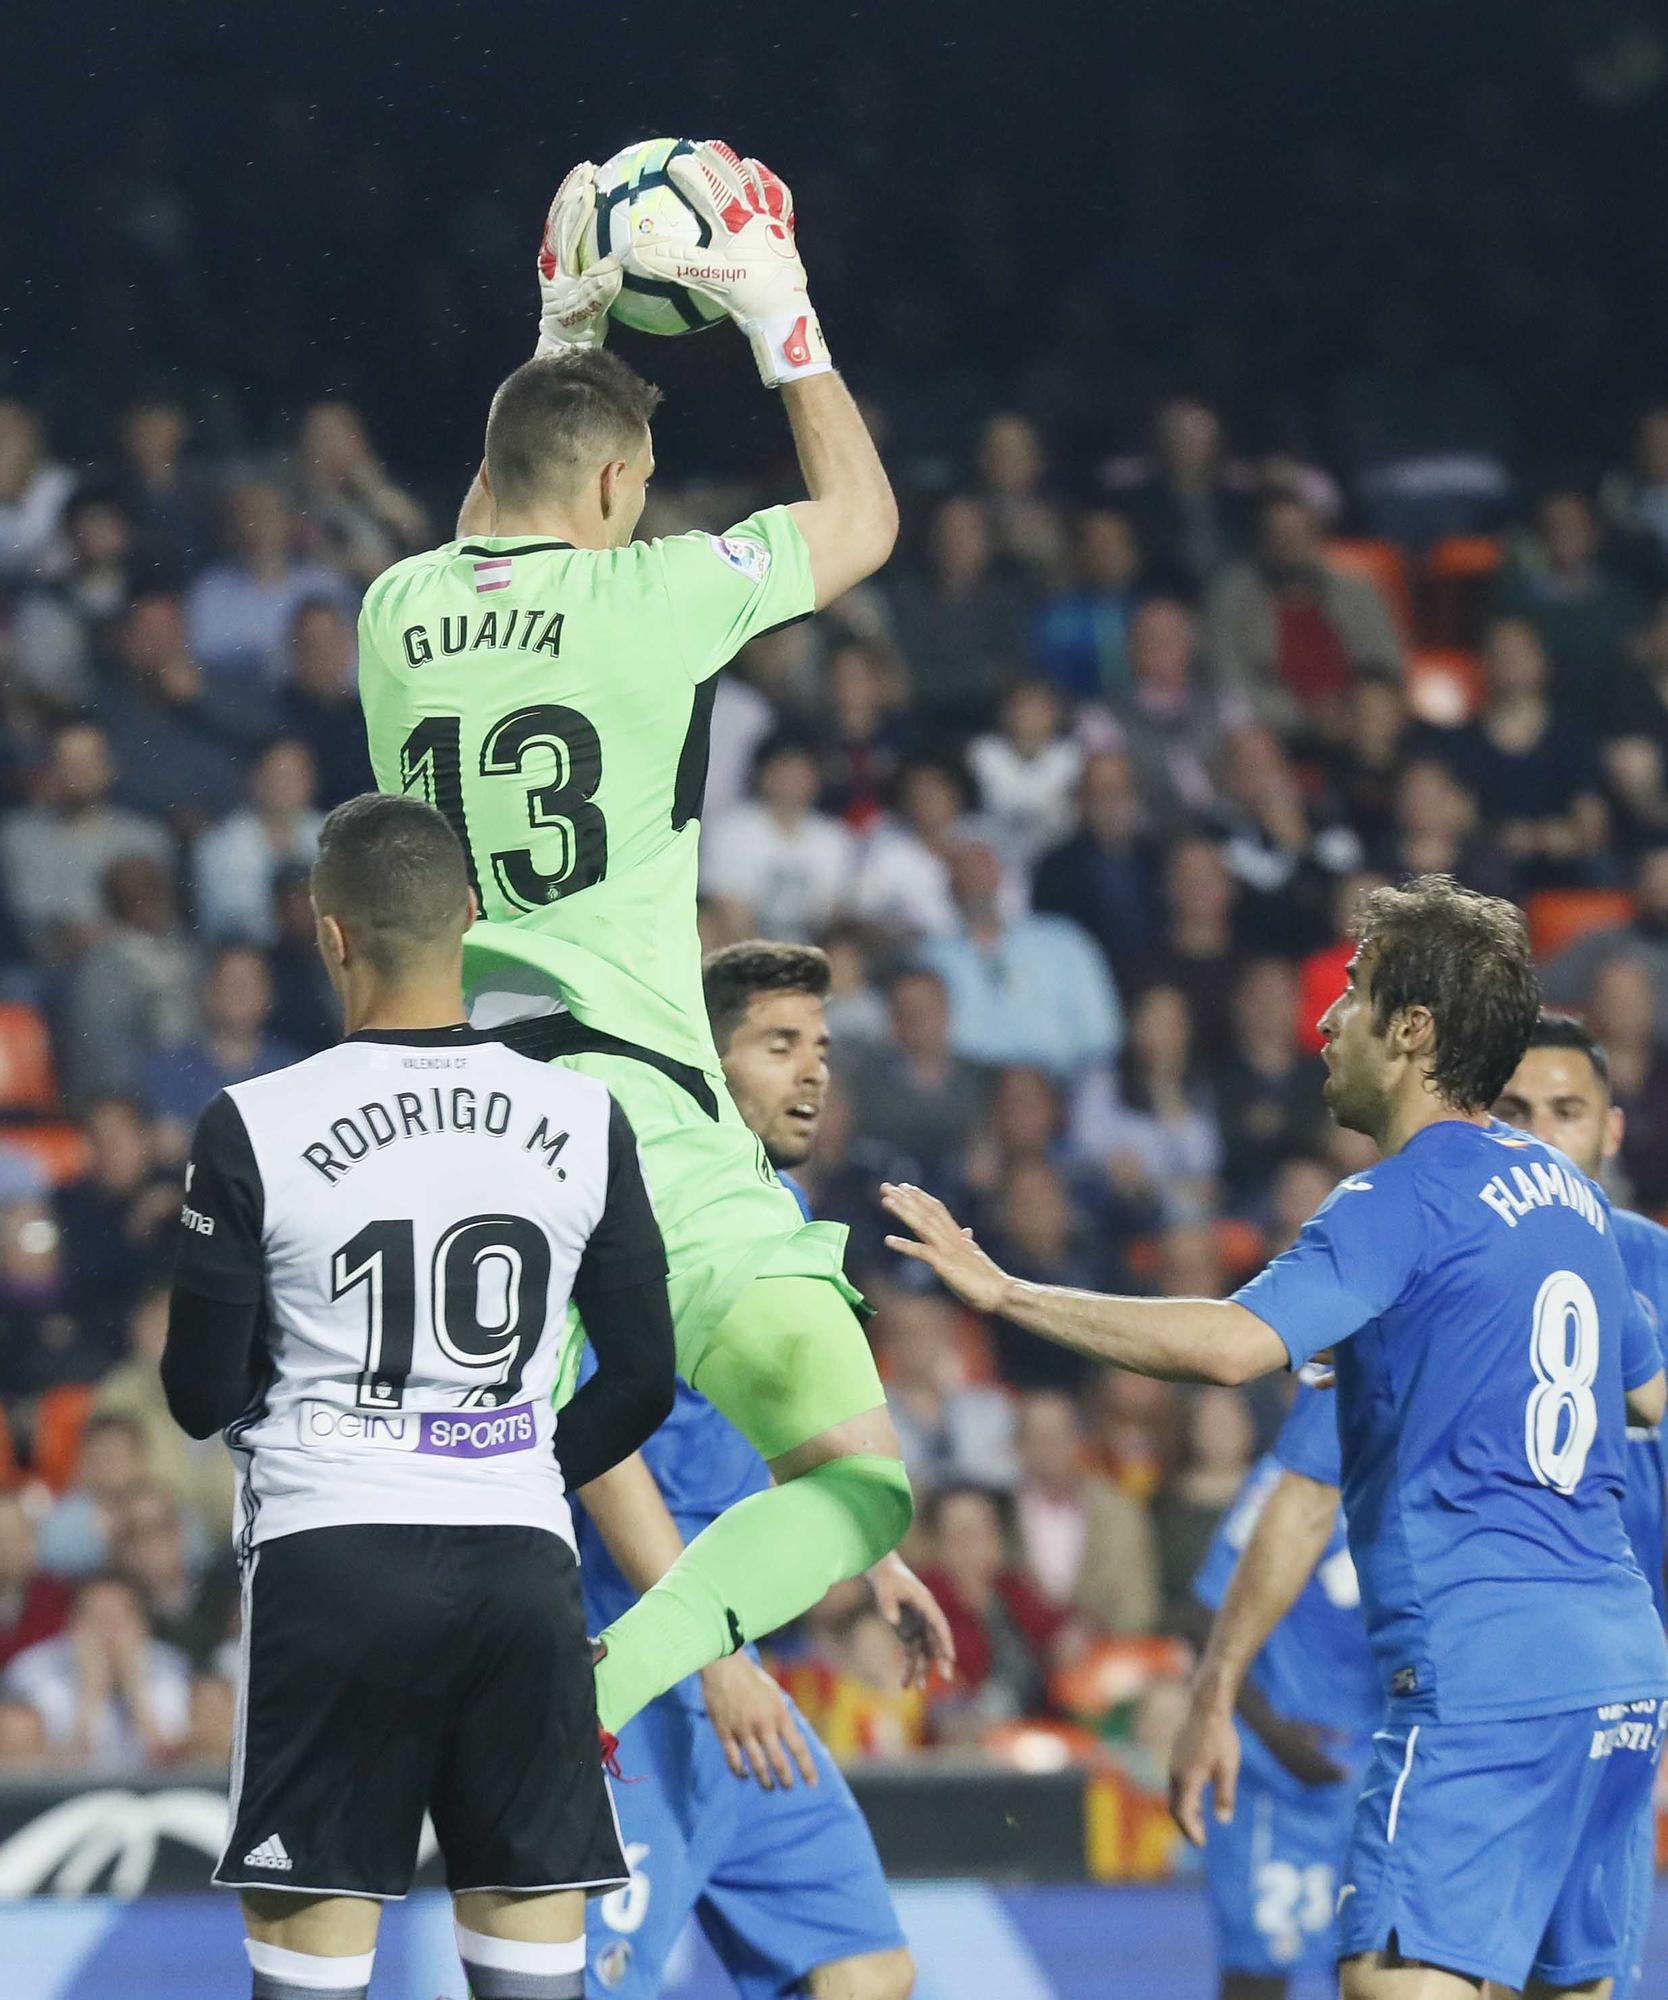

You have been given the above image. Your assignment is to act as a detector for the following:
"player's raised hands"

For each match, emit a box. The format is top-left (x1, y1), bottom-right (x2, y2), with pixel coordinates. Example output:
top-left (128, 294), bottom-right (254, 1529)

top-left (867, 1551), bottom-right (956, 1690)
top-left (648, 141), bottom-right (831, 386)
top-left (881, 1183), bottom-right (1015, 1316)
top-left (700, 1651), bottom-right (819, 1793)
top-left (1167, 1692), bottom-right (1242, 1848)
top-left (535, 161), bottom-right (621, 353)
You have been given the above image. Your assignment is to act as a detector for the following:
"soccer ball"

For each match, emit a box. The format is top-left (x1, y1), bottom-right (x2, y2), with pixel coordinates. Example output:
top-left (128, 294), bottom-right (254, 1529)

top-left (584, 138), bottom-right (729, 338)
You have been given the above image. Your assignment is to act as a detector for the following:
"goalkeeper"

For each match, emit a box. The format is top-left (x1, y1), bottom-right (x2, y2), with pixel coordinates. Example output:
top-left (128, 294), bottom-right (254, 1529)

top-left (358, 142), bottom-right (909, 1735)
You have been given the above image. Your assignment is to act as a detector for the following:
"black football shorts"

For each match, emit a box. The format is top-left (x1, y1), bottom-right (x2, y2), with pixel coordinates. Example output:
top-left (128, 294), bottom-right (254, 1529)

top-left (216, 1522), bottom-right (627, 1900)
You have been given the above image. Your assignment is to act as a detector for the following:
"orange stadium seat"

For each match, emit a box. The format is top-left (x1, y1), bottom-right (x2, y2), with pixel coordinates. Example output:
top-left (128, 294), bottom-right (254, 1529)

top-left (1051, 1635), bottom-right (1192, 1722)
top-left (1407, 647), bottom-right (1484, 727)
top-left (0, 1122), bottom-right (89, 1187)
top-left (1328, 538), bottom-right (1414, 640)
top-left (32, 1382), bottom-right (94, 1493)
top-left (1525, 888), bottom-right (1634, 962)
top-left (0, 1002), bottom-right (60, 1116)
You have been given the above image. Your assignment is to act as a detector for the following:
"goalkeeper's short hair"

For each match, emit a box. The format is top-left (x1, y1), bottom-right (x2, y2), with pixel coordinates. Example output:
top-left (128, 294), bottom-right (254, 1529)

top-left (485, 350), bottom-right (662, 507)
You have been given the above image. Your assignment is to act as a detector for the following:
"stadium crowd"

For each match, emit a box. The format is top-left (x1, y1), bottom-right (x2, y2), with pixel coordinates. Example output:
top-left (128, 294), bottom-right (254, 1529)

top-left (3, 375), bottom-right (1668, 1776)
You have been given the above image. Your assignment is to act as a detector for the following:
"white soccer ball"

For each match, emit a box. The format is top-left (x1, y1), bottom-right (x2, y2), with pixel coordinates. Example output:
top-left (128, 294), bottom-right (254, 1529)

top-left (583, 137), bottom-right (729, 338)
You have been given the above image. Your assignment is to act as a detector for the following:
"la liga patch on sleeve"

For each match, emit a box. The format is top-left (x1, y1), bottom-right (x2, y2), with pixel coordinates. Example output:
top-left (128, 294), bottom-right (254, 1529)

top-left (706, 533), bottom-right (771, 583)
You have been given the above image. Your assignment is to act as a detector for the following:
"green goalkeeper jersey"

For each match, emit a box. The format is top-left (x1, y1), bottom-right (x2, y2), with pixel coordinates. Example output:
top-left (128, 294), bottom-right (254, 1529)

top-left (359, 509), bottom-right (815, 1070)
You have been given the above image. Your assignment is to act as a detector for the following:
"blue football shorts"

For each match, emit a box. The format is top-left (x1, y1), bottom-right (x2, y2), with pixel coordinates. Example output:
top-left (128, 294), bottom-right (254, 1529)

top-left (587, 1685), bottom-right (904, 1999)
top-left (1338, 1699), bottom-right (1667, 1990)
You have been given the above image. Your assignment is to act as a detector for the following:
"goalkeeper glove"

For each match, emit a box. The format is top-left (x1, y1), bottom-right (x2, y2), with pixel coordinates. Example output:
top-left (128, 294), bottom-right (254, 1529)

top-left (652, 142), bottom-right (833, 388)
top-left (534, 162), bottom-right (621, 353)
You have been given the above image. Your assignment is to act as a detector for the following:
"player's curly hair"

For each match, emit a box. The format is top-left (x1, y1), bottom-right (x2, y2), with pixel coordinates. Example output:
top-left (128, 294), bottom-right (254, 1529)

top-left (1353, 874), bottom-right (1540, 1111)
top-left (703, 940), bottom-right (831, 1054)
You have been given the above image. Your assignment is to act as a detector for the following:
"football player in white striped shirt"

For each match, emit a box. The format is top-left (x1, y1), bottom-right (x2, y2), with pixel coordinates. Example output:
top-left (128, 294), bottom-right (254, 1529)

top-left (165, 793), bottom-right (675, 2000)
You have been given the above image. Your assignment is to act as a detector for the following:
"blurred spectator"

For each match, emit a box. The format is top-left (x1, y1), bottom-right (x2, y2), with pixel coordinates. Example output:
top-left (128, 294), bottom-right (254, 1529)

top-left (36, 1413), bottom-right (148, 1578)
top-left (878, 1290), bottom-right (1019, 1494)
top-left (0, 1492), bottom-right (71, 1668)
top-left (0, 1159), bottom-right (73, 1396)
top-left (1212, 959), bottom-right (1327, 1208)
top-left (1435, 617), bottom-right (1607, 887)
top-left (185, 478), bottom-right (354, 682)
top-left (1370, 756), bottom-right (1514, 900)
top-left (966, 679), bottom-right (1084, 865)
top-left (110, 1484), bottom-right (236, 1669)
top-left (0, 398), bottom-right (74, 582)
top-left (1600, 406), bottom-right (1668, 582)
top-left (776, 1579), bottom-right (926, 1760)
top-left (1104, 394), bottom-right (1253, 595)
top-left (10, 486), bottom-right (138, 708)
top-left (63, 856), bottom-right (201, 1104)
top-left (975, 411), bottom-right (1069, 586)
top-left (923, 837), bottom-right (1122, 1079)
top-left (702, 735), bottom-right (858, 941)
top-left (1541, 844), bottom-right (1668, 1038)
top-left (0, 721), bottom-right (172, 964)
top-left (1265, 1157), bottom-right (1339, 1256)
top-left (1032, 508), bottom-right (1142, 700)
top-left (1320, 669), bottom-right (1415, 852)
top-left (1012, 1389), bottom-right (1159, 1635)
top-left (193, 737), bottom-right (324, 943)
top-left (919, 1485), bottom-right (1064, 1742)
top-left (1213, 720), bottom-right (1363, 952)
top-left (885, 495), bottom-right (1031, 719)
top-left (981, 1161), bottom-right (1112, 1392)
top-left (142, 942), bottom-right (300, 1137)
top-left (1070, 985), bottom-right (1221, 1221)
top-left (56, 1098), bottom-right (178, 1363)
top-left (1493, 488), bottom-right (1648, 712)
top-left (815, 918), bottom-right (891, 1050)
top-left (1205, 490), bottom-right (1404, 736)
top-left (266, 864), bottom-right (341, 1054)
top-left (1088, 1371), bottom-right (1180, 1507)
top-left (1125, 835), bottom-right (1243, 1051)
top-left (818, 640), bottom-right (916, 829)
top-left (276, 598), bottom-right (376, 807)
top-left (92, 1287), bottom-right (237, 1547)
top-left (95, 593), bottom-right (259, 830)
top-left (289, 400), bottom-right (429, 581)
top-left (1030, 749), bottom-right (1161, 981)
top-left (0, 1572), bottom-right (196, 1772)
top-left (840, 966), bottom-right (986, 1182)
top-left (113, 396), bottom-right (218, 577)
top-left (1104, 597), bottom-right (1230, 830)
top-left (964, 1065), bottom-right (1067, 1196)
top-left (851, 756), bottom-right (968, 941)
top-left (1151, 1385), bottom-right (1258, 1621)
top-left (1585, 954), bottom-right (1668, 1208)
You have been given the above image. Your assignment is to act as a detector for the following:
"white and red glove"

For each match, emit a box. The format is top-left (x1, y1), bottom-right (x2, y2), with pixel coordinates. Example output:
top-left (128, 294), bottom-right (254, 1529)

top-left (651, 141), bottom-right (833, 387)
top-left (534, 161), bottom-right (621, 353)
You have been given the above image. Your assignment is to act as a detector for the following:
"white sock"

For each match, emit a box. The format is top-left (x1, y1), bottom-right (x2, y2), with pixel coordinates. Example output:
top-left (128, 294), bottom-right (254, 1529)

top-left (454, 1923), bottom-right (584, 1998)
top-left (245, 1936), bottom-right (375, 1998)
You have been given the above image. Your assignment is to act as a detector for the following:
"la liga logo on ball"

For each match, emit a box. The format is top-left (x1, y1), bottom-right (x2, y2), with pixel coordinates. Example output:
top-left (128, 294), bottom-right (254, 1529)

top-left (581, 137), bottom-right (729, 336)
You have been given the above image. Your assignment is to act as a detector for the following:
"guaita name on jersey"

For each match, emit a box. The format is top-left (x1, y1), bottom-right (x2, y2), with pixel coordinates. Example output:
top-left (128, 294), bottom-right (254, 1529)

top-left (400, 608), bottom-right (565, 666)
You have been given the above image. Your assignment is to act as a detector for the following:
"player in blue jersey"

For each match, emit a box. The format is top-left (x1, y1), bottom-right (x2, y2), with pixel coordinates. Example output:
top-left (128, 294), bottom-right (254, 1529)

top-left (1491, 1013), bottom-right (1668, 2000)
top-left (882, 875), bottom-right (1668, 1998)
top-left (1184, 1383), bottom-right (1382, 1999)
top-left (574, 941), bottom-right (949, 2000)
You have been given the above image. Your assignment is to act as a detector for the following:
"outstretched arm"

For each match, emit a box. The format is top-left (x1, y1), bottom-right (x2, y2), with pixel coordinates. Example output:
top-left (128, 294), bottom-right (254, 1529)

top-left (880, 1182), bottom-right (1291, 1386)
top-left (781, 373), bottom-right (898, 608)
top-left (1167, 1469), bottom-right (1341, 1845)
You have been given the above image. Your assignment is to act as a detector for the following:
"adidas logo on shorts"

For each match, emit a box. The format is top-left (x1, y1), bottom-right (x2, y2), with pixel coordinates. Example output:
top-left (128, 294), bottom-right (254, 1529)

top-left (243, 1834), bottom-right (292, 1871)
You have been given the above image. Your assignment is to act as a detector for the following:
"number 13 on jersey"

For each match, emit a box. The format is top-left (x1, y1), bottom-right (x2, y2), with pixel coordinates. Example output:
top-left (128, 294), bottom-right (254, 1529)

top-left (401, 705), bottom-right (608, 913)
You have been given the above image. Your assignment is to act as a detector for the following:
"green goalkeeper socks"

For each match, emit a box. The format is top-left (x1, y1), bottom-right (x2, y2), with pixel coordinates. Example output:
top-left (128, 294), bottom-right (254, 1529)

top-left (592, 1452), bottom-right (913, 1733)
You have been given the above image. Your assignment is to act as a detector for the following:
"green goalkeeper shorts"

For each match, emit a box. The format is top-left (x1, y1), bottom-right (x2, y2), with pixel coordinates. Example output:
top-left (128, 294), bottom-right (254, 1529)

top-left (551, 1046), bottom-right (866, 1382)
